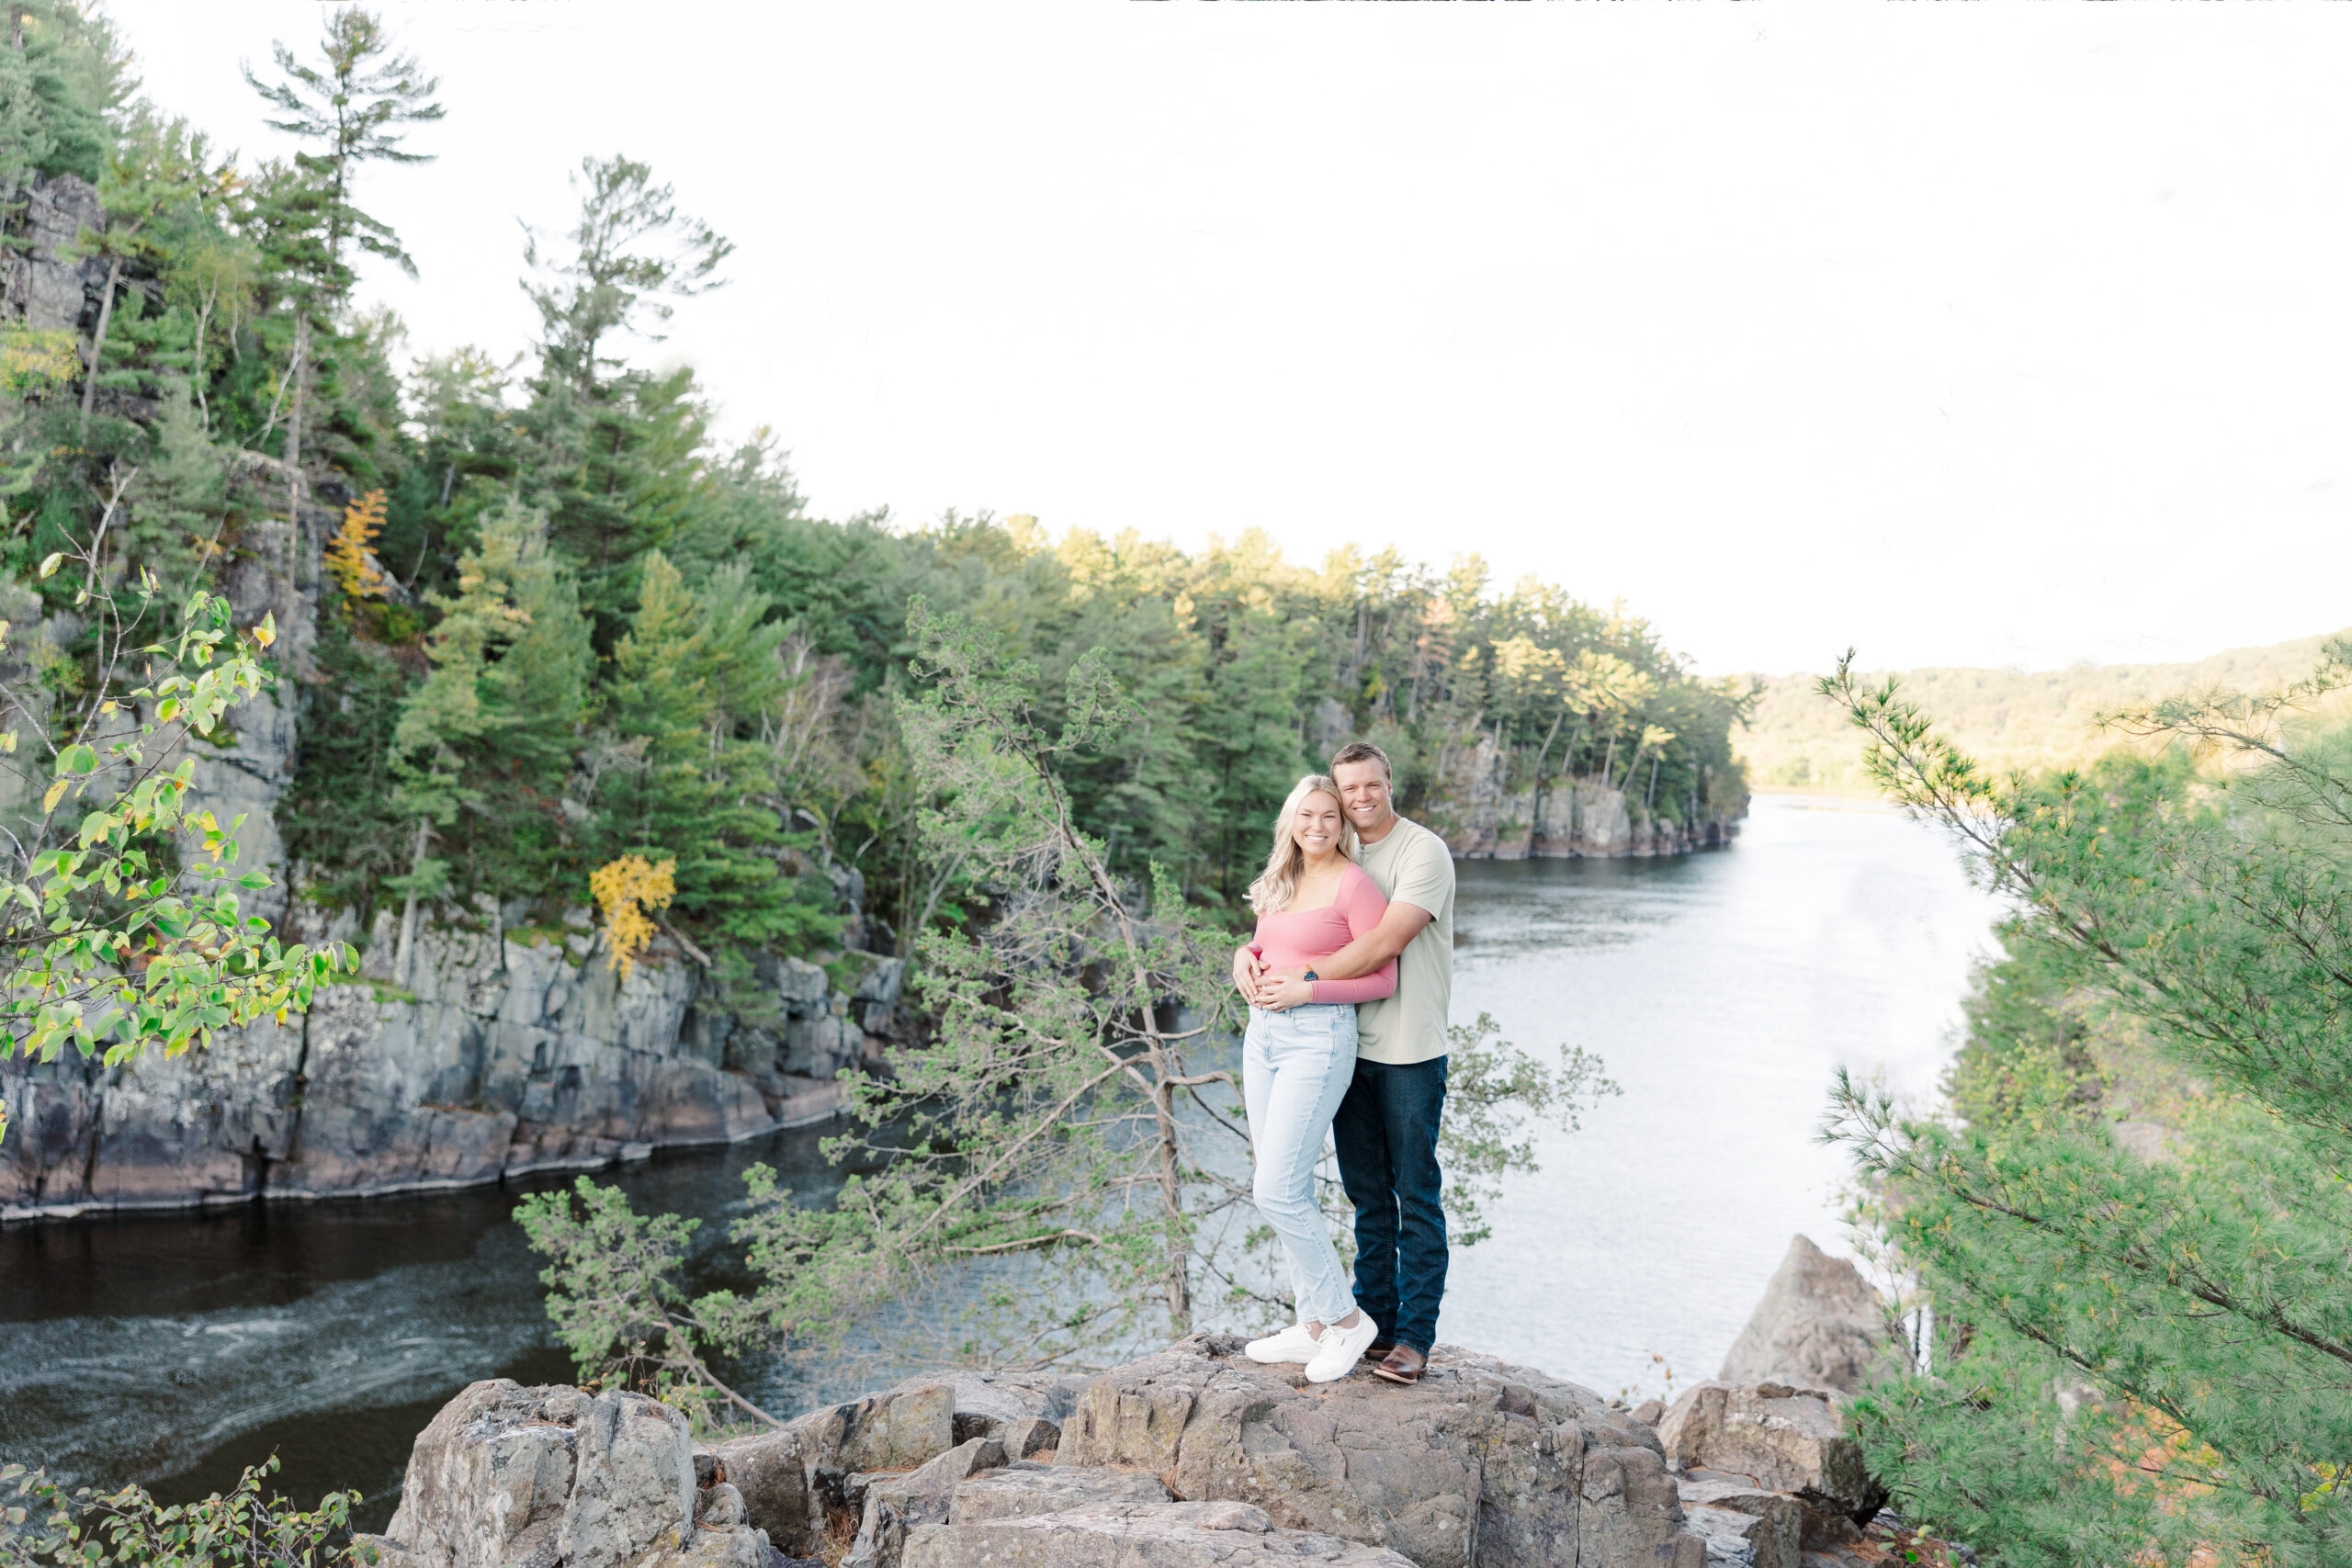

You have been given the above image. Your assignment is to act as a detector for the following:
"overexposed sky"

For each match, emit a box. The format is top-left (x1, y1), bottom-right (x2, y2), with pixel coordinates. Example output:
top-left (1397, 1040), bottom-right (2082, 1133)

top-left (115, 0), bottom-right (2352, 677)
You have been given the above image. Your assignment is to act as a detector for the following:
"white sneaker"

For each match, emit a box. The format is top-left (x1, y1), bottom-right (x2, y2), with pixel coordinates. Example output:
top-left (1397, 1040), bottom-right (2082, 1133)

top-left (1245, 1322), bottom-right (1323, 1364)
top-left (1305, 1314), bottom-right (1379, 1383)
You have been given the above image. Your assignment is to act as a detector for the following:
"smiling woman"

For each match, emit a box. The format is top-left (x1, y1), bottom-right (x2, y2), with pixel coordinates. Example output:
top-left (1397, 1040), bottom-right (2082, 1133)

top-left (1236, 773), bottom-right (1394, 1383)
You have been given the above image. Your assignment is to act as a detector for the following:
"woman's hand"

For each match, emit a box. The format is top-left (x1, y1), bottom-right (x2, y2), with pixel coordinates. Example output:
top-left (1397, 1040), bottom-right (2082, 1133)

top-left (1255, 969), bottom-right (1315, 1012)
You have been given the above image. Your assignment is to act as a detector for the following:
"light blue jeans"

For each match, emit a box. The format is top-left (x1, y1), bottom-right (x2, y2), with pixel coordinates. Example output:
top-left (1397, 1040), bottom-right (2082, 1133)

top-left (1244, 1002), bottom-right (1360, 1326)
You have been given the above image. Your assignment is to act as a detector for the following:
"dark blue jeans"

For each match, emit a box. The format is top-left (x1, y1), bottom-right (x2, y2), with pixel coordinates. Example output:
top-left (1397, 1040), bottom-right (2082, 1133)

top-left (1332, 1055), bottom-right (1448, 1354)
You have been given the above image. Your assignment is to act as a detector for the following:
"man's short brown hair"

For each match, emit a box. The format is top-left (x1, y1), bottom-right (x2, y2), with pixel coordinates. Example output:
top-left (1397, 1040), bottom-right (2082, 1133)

top-left (1329, 741), bottom-right (1393, 781)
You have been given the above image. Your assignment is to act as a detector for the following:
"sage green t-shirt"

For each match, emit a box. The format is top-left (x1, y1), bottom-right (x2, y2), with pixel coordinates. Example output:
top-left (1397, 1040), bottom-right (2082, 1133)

top-left (1351, 815), bottom-right (1456, 1066)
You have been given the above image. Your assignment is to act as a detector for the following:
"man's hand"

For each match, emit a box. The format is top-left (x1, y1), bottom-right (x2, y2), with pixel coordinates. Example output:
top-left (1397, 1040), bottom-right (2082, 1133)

top-left (1232, 944), bottom-right (1264, 998)
top-left (1255, 969), bottom-right (1315, 1012)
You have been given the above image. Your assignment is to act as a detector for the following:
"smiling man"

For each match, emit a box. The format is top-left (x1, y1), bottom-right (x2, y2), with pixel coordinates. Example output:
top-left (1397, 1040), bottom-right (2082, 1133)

top-left (1234, 740), bottom-right (1456, 1384)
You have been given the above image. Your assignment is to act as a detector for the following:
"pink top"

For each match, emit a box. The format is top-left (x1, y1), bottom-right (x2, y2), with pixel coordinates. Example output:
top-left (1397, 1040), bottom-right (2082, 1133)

top-left (1249, 863), bottom-right (1398, 1006)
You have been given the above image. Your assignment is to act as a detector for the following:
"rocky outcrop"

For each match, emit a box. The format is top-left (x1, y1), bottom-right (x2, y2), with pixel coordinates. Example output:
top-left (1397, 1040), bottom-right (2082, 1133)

top-left (0, 914), bottom-right (903, 1218)
top-left (1419, 734), bottom-right (1745, 860)
top-left (710, 1367), bottom-right (1088, 1560)
top-left (1640, 1236), bottom-right (1912, 1568)
top-left (1658, 1382), bottom-right (1884, 1533)
top-left (9, 172), bottom-right (107, 335)
top-left (1716, 1235), bottom-right (1908, 1395)
top-left (906, 1486), bottom-right (1417, 1568)
top-left (378, 1341), bottom-right (1724, 1568)
top-left (360, 1380), bottom-right (770, 1568)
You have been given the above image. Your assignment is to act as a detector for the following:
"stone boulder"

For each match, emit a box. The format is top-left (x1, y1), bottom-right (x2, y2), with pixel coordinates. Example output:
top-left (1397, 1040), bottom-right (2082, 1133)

top-left (903, 1497), bottom-right (1417, 1568)
top-left (1657, 1382), bottom-right (1883, 1525)
top-left (1715, 1236), bottom-right (1906, 1395)
top-left (717, 1369), bottom-right (1083, 1555)
top-left (383, 1345), bottom-right (1721, 1568)
top-left (709, 1423), bottom-right (824, 1560)
top-left (363, 1379), bottom-right (771, 1568)
top-left (1054, 1336), bottom-right (1697, 1568)
top-left (949, 1465), bottom-right (1174, 1524)
top-left (844, 1437), bottom-right (1007, 1568)
top-left (1671, 1479), bottom-right (1803, 1568)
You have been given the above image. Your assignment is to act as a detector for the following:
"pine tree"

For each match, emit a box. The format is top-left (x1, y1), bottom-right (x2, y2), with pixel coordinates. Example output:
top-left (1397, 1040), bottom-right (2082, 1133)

top-left (242, 5), bottom-right (440, 283)
top-left (388, 498), bottom-right (592, 974)
top-left (8, 1), bottom-right (130, 186)
top-left (1825, 644), bottom-right (2352, 1568)
top-left (517, 159), bottom-right (730, 633)
top-left (523, 154), bottom-right (729, 396)
top-left (243, 4), bottom-right (440, 525)
top-left (592, 551), bottom-right (839, 954)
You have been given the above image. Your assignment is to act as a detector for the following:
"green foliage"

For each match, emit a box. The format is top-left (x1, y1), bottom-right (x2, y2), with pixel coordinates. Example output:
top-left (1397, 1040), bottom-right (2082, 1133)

top-left (243, 3), bottom-right (443, 281)
top-left (0, 527), bottom-right (355, 1144)
top-left (1943, 933), bottom-right (2105, 1133)
top-left (1740, 626), bottom-right (2352, 794)
top-left (728, 599), bottom-right (1244, 1367)
top-left (10, 2), bottom-right (131, 186)
top-left (592, 551), bottom-right (840, 952)
top-left (1437, 1012), bottom-right (1620, 1246)
top-left (277, 605), bottom-right (417, 926)
top-left (0, 1455), bottom-right (364, 1568)
top-left (523, 611), bottom-right (1619, 1414)
top-left (390, 498), bottom-right (594, 909)
top-left (523, 154), bottom-right (730, 395)
top-left (513, 1176), bottom-right (780, 1436)
top-left (1821, 642), bottom-right (2352, 1566)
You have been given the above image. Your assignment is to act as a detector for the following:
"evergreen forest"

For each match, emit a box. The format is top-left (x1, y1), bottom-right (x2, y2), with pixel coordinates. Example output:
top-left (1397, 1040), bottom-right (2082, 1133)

top-left (0, 3), bottom-right (1755, 989)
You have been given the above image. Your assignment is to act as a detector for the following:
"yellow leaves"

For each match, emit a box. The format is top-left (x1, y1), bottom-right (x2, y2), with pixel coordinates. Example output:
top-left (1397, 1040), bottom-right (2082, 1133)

top-left (590, 853), bottom-right (677, 982)
top-left (40, 780), bottom-right (64, 814)
top-left (0, 324), bottom-right (81, 394)
top-left (37, 551), bottom-right (62, 579)
top-left (325, 491), bottom-right (389, 603)
top-left (1492, 635), bottom-right (1567, 689)
top-left (253, 612), bottom-right (276, 649)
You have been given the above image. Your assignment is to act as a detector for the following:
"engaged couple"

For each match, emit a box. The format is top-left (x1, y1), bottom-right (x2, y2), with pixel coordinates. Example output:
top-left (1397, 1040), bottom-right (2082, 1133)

top-left (1231, 741), bottom-right (1457, 1388)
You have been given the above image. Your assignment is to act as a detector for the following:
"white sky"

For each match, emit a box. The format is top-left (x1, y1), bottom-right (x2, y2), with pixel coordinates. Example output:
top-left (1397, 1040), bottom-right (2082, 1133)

top-left (114, 0), bottom-right (2352, 677)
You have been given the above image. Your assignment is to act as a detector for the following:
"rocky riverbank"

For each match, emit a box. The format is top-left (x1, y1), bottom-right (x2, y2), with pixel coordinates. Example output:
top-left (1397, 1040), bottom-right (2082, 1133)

top-left (0, 920), bottom-right (901, 1221)
top-left (356, 1236), bottom-right (1928, 1568)
top-left (1422, 731), bottom-right (1745, 860)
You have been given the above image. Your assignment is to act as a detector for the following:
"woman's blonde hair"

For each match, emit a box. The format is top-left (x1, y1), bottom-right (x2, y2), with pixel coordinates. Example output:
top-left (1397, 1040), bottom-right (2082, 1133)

top-left (1246, 774), bottom-right (1357, 915)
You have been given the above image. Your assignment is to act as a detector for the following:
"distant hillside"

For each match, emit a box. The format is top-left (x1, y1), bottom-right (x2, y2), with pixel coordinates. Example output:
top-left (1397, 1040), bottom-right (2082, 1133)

top-left (1736, 628), bottom-right (2352, 795)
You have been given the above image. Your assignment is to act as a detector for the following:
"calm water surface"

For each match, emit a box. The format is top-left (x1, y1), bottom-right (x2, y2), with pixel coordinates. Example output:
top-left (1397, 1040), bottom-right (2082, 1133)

top-left (1438, 793), bottom-right (2000, 1395)
top-left (0, 794), bottom-right (1997, 1519)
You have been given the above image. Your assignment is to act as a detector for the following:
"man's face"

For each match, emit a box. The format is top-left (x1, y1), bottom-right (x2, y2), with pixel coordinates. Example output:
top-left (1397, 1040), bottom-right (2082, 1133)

top-left (1333, 760), bottom-right (1394, 831)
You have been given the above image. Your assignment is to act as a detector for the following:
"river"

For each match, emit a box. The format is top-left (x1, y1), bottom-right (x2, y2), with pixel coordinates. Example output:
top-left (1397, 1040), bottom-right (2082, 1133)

top-left (0, 793), bottom-right (2000, 1526)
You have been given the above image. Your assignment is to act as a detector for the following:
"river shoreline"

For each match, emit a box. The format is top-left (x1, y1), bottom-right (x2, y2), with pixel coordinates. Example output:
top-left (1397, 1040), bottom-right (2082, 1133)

top-left (2, 784), bottom-right (1743, 1227)
top-left (1, 799), bottom-right (1994, 1519)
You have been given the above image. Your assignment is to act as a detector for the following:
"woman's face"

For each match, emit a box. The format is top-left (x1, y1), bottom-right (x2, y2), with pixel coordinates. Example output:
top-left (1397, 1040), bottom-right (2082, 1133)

top-left (1294, 791), bottom-right (1344, 861)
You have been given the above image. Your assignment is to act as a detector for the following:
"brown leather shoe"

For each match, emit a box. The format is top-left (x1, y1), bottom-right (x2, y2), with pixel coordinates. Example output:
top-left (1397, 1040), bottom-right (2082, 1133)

top-left (1371, 1345), bottom-right (1427, 1384)
top-left (1363, 1340), bottom-right (1396, 1363)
